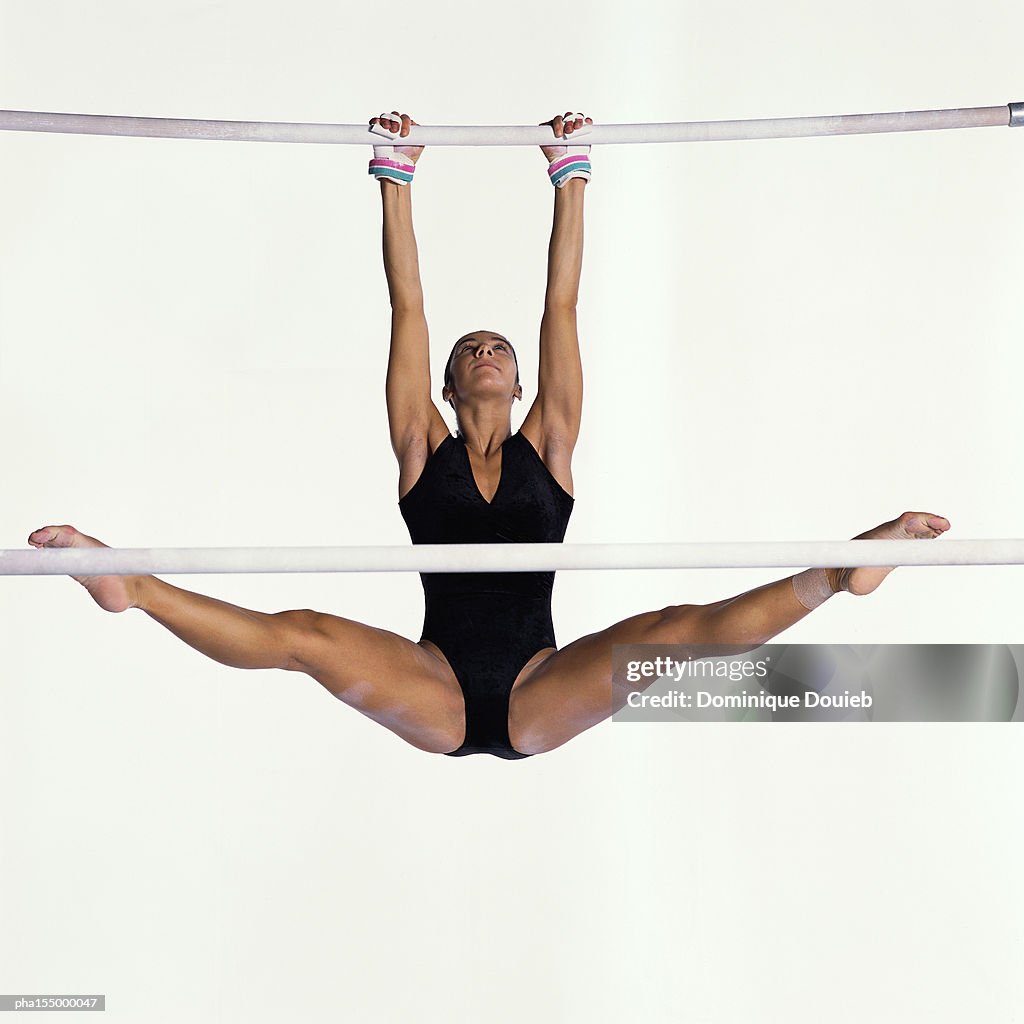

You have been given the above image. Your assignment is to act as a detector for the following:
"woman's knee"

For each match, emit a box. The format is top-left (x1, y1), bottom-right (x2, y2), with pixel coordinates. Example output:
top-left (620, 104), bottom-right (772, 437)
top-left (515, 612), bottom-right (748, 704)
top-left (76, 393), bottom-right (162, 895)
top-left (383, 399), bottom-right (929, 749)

top-left (655, 600), bottom-right (768, 650)
top-left (645, 603), bottom-right (709, 643)
top-left (273, 608), bottom-right (326, 672)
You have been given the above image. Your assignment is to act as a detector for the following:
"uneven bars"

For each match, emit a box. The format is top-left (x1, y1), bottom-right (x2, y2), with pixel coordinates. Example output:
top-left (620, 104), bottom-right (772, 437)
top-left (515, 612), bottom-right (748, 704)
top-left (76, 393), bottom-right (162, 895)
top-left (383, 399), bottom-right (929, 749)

top-left (0, 103), bottom-right (1021, 146)
top-left (1, 540), bottom-right (1023, 576)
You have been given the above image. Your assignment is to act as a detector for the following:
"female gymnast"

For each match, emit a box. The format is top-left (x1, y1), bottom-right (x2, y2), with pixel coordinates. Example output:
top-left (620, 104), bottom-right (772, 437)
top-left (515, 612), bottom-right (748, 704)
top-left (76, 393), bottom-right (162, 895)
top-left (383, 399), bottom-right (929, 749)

top-left (28, 109), bottom-right (950, 759)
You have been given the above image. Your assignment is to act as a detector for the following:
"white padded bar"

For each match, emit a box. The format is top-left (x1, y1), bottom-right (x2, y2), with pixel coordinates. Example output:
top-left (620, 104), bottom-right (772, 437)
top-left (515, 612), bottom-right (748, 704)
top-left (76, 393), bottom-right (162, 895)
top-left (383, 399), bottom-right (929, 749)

top-left (1, 540), bottom-right (1023, 576)
top-left (0, 105), bottom-right (1014, 146)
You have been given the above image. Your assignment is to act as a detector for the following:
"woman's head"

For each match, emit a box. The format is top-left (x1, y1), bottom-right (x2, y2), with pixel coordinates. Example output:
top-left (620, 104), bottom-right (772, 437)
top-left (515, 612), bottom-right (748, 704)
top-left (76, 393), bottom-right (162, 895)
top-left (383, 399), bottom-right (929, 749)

top-left (442, 331), bottom-right (521, 413)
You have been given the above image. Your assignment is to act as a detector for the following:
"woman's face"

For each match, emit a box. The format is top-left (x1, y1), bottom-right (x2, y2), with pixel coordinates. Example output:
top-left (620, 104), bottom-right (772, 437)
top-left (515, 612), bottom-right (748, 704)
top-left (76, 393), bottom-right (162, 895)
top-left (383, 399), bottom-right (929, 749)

top-left (445, 332), bottom-right (521, 406)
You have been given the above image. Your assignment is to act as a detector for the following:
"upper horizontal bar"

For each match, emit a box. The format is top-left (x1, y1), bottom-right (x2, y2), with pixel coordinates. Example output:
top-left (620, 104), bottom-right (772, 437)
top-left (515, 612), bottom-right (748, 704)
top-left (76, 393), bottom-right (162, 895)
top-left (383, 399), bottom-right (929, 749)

top-left (0, 105), bottom-right (1017, 146)
top-left (2, 540), bottom-right (1023, 576)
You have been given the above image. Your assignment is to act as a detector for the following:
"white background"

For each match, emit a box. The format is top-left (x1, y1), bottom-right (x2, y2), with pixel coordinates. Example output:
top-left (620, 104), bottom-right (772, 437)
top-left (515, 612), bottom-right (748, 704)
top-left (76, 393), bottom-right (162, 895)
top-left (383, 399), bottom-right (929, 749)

top-left (1, 1), bottom-right (1022, 1020)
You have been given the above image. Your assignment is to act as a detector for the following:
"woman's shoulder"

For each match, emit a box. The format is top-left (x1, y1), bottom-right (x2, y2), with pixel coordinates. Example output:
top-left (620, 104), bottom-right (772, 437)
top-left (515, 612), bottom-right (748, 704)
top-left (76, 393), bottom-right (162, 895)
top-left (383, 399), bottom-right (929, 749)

top-left (516, 423), bottom-right (574, 500)
top-left (398, 428), bottom-right (455, 503)
top-left (431, 423), bottom-right (456, 455)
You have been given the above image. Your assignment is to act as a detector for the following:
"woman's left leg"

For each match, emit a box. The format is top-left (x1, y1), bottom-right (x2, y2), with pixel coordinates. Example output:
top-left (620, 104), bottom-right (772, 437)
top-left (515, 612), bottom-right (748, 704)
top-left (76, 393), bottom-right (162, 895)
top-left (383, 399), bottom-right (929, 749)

top-left (508, 511), bottom-right (949, 755)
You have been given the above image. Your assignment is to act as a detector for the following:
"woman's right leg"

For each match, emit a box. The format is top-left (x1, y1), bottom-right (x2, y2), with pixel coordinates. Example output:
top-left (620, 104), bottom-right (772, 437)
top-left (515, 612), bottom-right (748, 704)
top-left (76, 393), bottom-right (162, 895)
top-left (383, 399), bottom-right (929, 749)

top-left (28, 526), bottom-right (465, 754)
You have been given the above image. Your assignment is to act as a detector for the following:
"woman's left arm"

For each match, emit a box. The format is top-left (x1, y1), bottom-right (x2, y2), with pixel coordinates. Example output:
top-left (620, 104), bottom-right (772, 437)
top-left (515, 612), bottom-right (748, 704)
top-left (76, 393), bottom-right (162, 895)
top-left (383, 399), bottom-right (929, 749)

top-left (521, 123), bottom-right (588, 459)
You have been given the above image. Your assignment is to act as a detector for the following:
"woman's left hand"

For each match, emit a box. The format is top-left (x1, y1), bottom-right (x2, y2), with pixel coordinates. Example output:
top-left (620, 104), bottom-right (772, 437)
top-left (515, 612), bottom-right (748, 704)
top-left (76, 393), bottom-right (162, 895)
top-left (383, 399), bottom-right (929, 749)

top-left (369, 111), bottom-right (425, 164)
top-left (539, 111), bottom-right (594, 163)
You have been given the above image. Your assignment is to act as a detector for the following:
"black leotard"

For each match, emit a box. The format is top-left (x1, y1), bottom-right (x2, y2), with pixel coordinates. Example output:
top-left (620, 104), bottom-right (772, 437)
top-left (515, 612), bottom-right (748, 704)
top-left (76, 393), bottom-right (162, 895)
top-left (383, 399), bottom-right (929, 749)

top-left (398, 430), bottom-right (574, 759)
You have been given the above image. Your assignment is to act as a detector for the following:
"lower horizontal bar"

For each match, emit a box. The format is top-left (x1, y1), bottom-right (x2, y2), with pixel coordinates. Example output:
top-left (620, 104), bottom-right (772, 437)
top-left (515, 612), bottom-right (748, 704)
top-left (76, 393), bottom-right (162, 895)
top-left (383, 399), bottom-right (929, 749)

top-left (0, 104), bottom-right (1016, 146)
top-left (1, 540), bottom-right (1022, 576)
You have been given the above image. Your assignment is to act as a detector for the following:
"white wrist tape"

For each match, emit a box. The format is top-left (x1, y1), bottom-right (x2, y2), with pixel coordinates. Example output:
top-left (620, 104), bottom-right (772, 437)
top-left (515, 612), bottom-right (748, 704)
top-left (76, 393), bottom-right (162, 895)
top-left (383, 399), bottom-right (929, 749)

top-left (368, 116), bottom-right (416, 186)
top-left (547, 114), bottom-right (592, 188)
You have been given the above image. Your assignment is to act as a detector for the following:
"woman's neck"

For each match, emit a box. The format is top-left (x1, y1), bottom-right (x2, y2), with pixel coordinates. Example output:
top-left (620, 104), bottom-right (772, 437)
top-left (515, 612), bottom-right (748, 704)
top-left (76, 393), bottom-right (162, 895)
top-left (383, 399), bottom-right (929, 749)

top-left (455, 403), bottom-right (513, 456)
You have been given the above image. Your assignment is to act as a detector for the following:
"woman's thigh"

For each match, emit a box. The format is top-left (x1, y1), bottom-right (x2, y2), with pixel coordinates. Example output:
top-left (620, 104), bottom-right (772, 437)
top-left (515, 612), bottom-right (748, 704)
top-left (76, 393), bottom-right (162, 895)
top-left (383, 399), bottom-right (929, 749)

top-left (508, 603), bottom-right (713, 755)
top-left (281, 609), bottom-right (465, 755)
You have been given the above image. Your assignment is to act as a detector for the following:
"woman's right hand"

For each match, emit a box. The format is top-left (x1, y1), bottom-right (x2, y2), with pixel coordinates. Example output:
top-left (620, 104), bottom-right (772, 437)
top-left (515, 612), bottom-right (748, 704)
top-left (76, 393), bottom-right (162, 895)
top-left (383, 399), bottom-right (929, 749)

top-left (369, 111), bottom-right (424, 164)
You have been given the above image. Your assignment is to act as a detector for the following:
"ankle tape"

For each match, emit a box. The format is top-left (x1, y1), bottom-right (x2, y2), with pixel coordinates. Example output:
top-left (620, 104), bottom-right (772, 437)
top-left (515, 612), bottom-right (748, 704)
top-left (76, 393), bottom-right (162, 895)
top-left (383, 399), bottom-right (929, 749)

top-left (791, 568), bottom-right (836, 610)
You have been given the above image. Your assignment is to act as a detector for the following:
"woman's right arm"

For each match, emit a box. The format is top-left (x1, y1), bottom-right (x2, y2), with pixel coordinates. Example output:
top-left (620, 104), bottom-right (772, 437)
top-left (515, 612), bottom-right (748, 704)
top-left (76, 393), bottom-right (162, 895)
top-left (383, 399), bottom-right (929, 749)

top-left (374, 115), bottom-right (447, 491)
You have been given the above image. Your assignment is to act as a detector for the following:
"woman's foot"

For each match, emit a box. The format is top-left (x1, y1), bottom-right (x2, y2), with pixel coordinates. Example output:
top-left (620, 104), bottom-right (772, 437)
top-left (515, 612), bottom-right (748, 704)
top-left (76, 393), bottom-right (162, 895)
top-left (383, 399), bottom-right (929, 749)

top-left (27, 525), bottom-right (142, 613)
top-left (825, 511), bottom-right (951, 596)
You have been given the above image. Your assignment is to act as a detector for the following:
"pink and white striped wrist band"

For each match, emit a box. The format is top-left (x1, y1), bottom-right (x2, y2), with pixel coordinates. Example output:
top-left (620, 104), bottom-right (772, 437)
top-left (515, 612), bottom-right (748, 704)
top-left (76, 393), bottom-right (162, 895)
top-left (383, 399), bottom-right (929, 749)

top-left (548, 151), bottom-right (592, 188)
top-left (368, 155), bottom-right (416, 185)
